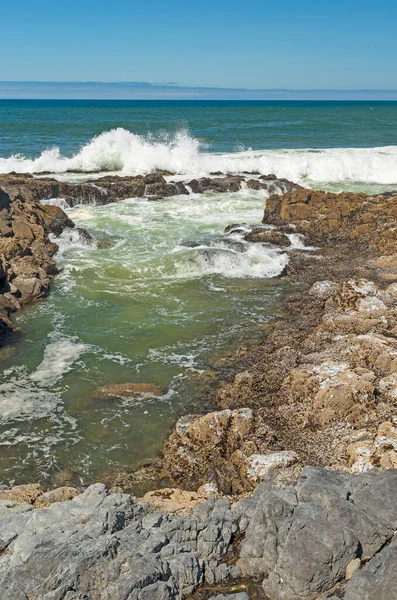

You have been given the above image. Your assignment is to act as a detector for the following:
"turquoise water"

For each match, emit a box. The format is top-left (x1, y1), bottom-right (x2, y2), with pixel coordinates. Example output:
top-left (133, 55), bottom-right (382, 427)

top-left (1, 100), bottom-right (397, 157)
top-left (0, 100), bottom-right (396, 487)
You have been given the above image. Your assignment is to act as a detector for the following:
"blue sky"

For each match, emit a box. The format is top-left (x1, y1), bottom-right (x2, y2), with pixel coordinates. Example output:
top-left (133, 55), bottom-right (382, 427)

top-left (1, 0), bottom-right (396, 94)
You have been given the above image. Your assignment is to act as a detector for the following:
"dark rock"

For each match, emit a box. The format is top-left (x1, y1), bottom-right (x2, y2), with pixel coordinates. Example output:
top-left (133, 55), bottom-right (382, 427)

top-left (343, 537), bottom-right (397, 600)
top-left (224, 223), bottom-right (250, 234)
top-left (97, 239), bottom-right (113, 250)
top-left (246, 179), bottom-right (261, 190)
top-left (259, 174), bottom-right (278, 180)
top-left (244, 228), bottom-right (291, 246)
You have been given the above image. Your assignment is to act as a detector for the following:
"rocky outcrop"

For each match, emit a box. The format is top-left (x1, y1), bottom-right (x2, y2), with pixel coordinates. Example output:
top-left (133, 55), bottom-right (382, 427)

top-left (264, 187), bottom-right (397, 254)
top-left (0, 172), bottom-right (301, 206)
top-left (162, 408), bottom-right (297, 493)
top-left (0, 483), bottom-right (79, 507)
top-left (216, 277), bottom-right (397, 472)
top-left (237, 467), bottom-right (397, 600)
top-left (0, 468), bottom-right (396, 600)
top-left (0, 185), bottom-right (82, 344)
top-left (0, 482), bottom-right (241, 600)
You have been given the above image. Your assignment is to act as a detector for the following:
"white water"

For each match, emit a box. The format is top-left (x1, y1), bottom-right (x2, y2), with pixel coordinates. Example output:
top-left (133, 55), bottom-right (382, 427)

top-left (0, 334), bottom-right (88, 423)
top-left (1, 128), bottom-right (397, 186)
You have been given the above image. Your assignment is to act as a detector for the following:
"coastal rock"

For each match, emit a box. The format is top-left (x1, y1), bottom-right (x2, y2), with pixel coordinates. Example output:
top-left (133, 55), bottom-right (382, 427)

top-left (34, 486), bottom-right (79, 507)
top-left (0, 483), bottom-right (44, 504)
top-left (241, 451), bottom-right (298, 483)
top-left (0, 482), bottom-right (242, 599)
top-left (140, 487), bottom-right (214, 515)
top-left (237, 467), bottom-right (397, 600)
top-left (92, 382), bottom-right (163, 399)
top-left (0, 185), bottom-right (77, 342)
top-left (244, 228), bottom-right (291, 246)
top-left (342, 537), bottom-right (397, 600)
top-left (0, 173), bottom-right (301, 208)
top-left (264, 187), bottom-right (397, 256)
top-left (217, 274), bottom-right (397, 470)
top-left (0, 469), bottom-right (396, 599)
top-left (162, 408), bottom-right (279, 492)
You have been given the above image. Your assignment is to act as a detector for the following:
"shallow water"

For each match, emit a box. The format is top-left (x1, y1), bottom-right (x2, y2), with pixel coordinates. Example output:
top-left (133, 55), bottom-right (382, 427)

top-left (0, 189), bottom-right (302, 486)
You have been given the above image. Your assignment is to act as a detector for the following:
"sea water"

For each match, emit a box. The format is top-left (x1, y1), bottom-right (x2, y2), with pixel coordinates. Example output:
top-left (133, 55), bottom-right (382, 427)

top-left (0, 100), bottom-right (396, 486)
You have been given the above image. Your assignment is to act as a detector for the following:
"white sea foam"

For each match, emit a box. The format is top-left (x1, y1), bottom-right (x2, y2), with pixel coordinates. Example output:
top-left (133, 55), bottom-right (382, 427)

top-left (50, 227), bottom-right (96, 259)
top-left (172, 244), bottom-right (288, 279)
top-left (1, 127), bottom-right (397, 185)
top-left (0, 334), bottom-right (89, 423)
top-left (29, 336), bottom-right (88, 386)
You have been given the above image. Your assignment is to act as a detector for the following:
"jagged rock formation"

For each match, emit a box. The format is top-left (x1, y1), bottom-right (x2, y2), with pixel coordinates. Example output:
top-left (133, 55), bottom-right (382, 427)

top-left (0, 172), bottom-right (300, 206)
top-left (0, 184), bottom-right (84, 343)
top-left (0, 468), bottom-right (396, 600)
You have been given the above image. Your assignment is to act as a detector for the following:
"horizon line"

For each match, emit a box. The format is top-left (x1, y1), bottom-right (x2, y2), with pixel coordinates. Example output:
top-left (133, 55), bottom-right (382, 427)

top-left (1, 82), bottom-right (397, 100)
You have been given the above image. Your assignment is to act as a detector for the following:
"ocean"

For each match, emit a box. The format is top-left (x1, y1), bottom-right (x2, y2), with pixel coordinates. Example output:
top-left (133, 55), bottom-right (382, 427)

top-left (0, 99), bottom-right (396, 486)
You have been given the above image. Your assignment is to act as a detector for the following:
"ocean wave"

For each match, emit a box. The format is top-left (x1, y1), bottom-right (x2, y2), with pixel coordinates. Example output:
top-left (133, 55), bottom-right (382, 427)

top-left (172, 244), bottom-right (289, 279)
top-left (1, 128), bottom-right (397, 185)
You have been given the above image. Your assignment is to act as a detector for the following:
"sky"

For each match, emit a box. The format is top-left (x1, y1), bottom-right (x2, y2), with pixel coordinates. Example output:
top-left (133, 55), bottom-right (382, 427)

top-left (1, 0), bottom-right (397, 97)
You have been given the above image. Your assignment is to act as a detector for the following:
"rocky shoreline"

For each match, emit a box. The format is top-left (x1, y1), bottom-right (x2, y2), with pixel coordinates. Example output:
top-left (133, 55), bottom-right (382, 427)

top-left (0, 173), bottom-right (396, 599)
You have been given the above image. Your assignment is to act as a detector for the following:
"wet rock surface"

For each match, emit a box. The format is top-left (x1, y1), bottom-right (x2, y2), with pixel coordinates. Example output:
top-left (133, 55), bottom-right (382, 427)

top-left (0, 183), bottom-right (81, 344)
top-left (0, 468), bottom-right (395, 600)
top-left (0, 172), bottom-right (301, 206)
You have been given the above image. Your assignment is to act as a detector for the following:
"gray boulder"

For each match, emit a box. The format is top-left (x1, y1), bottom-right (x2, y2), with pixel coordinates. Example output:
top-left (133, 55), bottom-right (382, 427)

top-left (1, 469), bottom-right (396, 600)
top-left (236, 467), bottom-right (397, 600)
top-left (0, 483), bottom-right (241, 600)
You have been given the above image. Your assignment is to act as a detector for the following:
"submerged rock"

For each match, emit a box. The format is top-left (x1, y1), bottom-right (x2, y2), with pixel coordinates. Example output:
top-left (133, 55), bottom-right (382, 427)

top-left (92, 382), bottom-right (164, 399)
top-left (244, 228), bottom-right (291, 246)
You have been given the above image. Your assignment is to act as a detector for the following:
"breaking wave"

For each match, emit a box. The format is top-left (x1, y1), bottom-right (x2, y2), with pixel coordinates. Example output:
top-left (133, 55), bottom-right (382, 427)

top-left (1, 128), bottom-right (397, 185)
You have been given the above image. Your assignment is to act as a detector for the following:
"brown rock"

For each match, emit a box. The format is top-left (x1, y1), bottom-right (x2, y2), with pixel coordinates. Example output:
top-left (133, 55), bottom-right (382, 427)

top-left (162, 408), bottom-right (276, 492)
top-left (92, 383), bottom-right (163, 399)
top-left (0, 483), bottom-right (44, 504)
top-left (34, 486), bottom-right (79, 507)
top-left (12, 220), bottom-right (35, 241)
top-left (244, 228), bottom-right (291, 246)
top-left (140, 488), bottom-right (209, 515)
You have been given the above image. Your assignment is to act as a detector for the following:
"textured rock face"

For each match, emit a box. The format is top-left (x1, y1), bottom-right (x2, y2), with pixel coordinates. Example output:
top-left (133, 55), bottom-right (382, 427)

top-left (162, 408), bottom-right (286, 493)
top-left (264, 187), bottom-right (397, 253)
top-left (0, 469), bottom-right (396, 600)
top-left (0, 482), bottom-right (241, 600)
top-left (237, 467), bottom-right (397, 600)
top-left (217, 277), bottom-right (397, 471)
top-left (0, 172), bottom-right (300, 206)
top-left (0, 184), bottom-right (80, 343)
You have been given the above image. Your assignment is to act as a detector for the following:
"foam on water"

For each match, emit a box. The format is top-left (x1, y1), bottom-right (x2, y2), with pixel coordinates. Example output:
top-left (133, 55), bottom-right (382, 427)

top-left (1, 127), bottom-right (397, 185)
top-left (0, 334), bottom-right (88, 423)
top-left (50, 227), bottom-right (97, 259)
top-left (29, 335), bottom-right (88, 386)
top-left (171, 244), bottom-right (288, 279)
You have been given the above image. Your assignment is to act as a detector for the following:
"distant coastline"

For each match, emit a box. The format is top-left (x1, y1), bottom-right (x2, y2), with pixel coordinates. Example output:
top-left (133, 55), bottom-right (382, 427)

top-left (1, 81), bottom-right (397, 100)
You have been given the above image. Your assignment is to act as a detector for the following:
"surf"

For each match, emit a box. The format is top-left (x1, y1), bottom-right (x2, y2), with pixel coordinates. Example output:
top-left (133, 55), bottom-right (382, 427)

top-left (1, 127), bottom-right (397, 186)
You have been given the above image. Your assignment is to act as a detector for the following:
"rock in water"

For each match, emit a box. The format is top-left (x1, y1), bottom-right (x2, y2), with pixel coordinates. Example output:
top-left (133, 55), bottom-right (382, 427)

top-left (92, 382), bottom-right (163, 399)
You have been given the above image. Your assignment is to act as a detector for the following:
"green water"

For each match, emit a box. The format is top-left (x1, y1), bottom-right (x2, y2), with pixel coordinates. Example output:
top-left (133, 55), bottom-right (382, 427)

top-left (0, 190), bottom-right (298, 485)
top-left (0, 99), bottom-right (396, 486)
